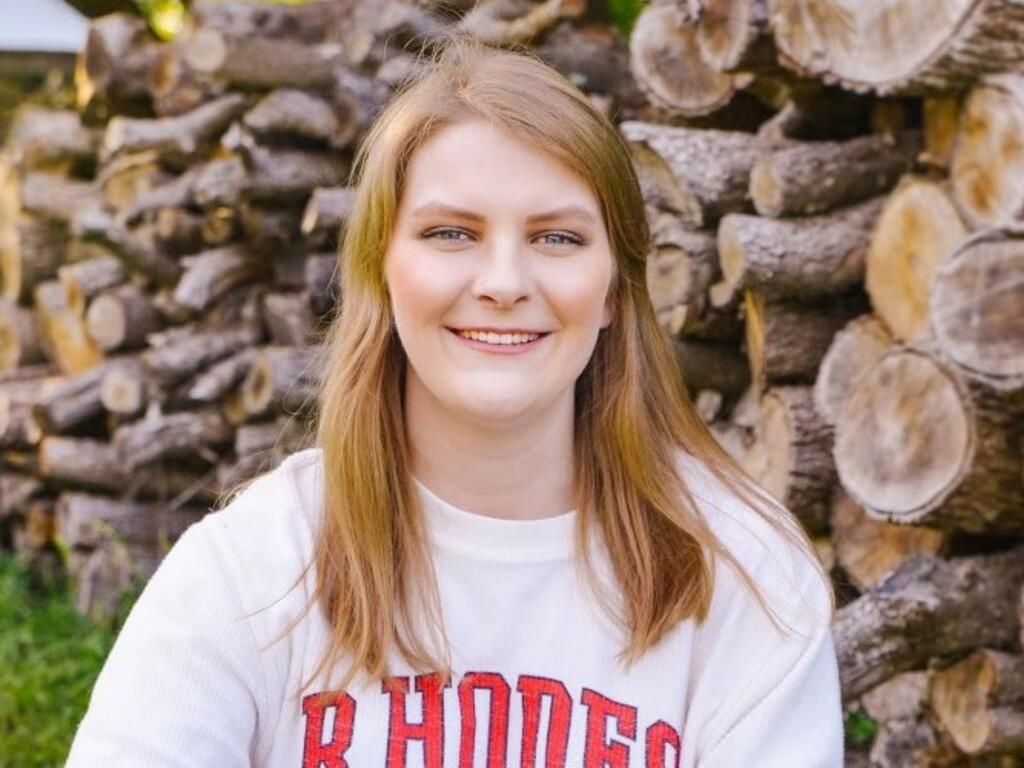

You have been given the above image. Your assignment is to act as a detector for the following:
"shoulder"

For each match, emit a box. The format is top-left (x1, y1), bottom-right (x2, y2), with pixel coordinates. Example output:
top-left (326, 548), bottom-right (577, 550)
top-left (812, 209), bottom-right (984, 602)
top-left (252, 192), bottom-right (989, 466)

top-left (672, 446), bottom-right (833, 635)
top-left (184, 447), bottom-right (325, 611)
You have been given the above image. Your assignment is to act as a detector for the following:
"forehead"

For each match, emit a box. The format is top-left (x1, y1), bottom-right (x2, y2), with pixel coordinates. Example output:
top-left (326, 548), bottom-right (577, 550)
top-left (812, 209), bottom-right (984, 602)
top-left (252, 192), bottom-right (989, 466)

top-left (399, 120), bottom-right (600, 214)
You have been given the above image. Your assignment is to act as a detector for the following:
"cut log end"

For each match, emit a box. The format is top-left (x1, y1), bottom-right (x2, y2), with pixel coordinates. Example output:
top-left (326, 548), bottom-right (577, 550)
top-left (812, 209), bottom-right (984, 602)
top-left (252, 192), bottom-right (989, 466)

top-left (951, 76), bottom-right (1024, 227)
top-left (865, 178), bottom-right (966, 342)
top-left (630, 3), bottom-right (735, 117)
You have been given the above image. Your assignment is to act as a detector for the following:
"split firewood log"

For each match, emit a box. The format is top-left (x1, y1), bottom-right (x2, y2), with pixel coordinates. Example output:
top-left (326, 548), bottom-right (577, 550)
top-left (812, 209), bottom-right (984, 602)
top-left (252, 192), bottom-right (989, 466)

top-left (0, 213), bottom-right (69, 304)
top-left (5, 107), bottom-right (100, 172)
top-left (672, 337), bottom-right (750, 403)
top-left (0, 393), bottom-right (43, 451)
top-left (921, 96), bottom-right (961, 171)
top-left (112, 406), bottom-right (233, 470)
top-left (305, 253), bottom-right (342, 319)
top-left (76, 13), bottom-right (161, 121)
top-left (771, 0), bottom-right (1024, 95)
top-left (301, 186), bottom-right (356, 250)
top-left (930, 226), bottom-right (1024, 394)
top-left (813, 315), bottom-right (893, 427)
top-left (96, 151), bottom-right (171, 211)
top-left (149, 34), bottom-right (228, 118)
top-left (744, 290), bottom-right (865, 389)
top-left (201, 206), bottom-right (239, 246)
top-left (242, 88), bottom-right (356, 150)
top-left (98, 355), bottom-right (151, 418)
top-left (184, 32), bottom-right (346, 91)
top-left (19, 172), bottom-right (99, 225)
top-left (692, 0), bottom-right (776, 73)
top-left (58, 255), bottom-right (127, 317)
top-left (86, 282), bottom-right (162, 353)
top-left (261, 291), bottom-right (317, 347)
top-left (930, 648), bottom-right (1024, 758)
top-left (859, 672), bottom-right (959, 768)
top-left (619, 120), bottom-right (763, 228)
top-left (176, 347), bottom-right (260, 407)
top-left (865, 176), bottom-right (967, 343)
top-left (834, 346), bottom-right (1024, 535)
top-left (749, 132), bottom-right (920, 217)
top-left (629, 2), bottom-right (734, 117)
top-left (456, 0), bottom-right (585, 45)
top-left (215, 416), bottom-right (310, 491)
top-left (834, 544), bottom-right (1024, 701)
top-left (32, 281), bottom-right (103, 375)
top-left (740, 385), bottom-right (834, 534)
top-left (0, 472), bottom-right (43, 520)
top-left (172, 245), bottom-right (270, 314)
top-left (238, 344), bottom-right (323, 420)
top-left (38, 435), bottom-right (217, 501)
top-left (56, 491), bottom-right (202, 550)
top-left (102, 93), bottom-right (249, 168)
top-left (830, 487), bottom-right (947, 593)
top-left (0, 299), bottom-right (46, 372)
top-left (30, 360), bottom-right (124, 434)
top-left (68, 537), bottom-right (158, 623)
top-left (950, 74), bottom-right (1024, 228)
top-left (153, 207), bottom-right (205, 255)
top-left (719, 197), bottom-right (883, 299)
top-left (72, 206), bottom-right (182, 287)
top-left (645, 221), bottom-right (720, 337)
top-left (142, 320), bottom-right (263, 390)
top-left (533, 22), bottom-right (648, 120)
top-left (189, 155), bottom-right (248, 209)
top-left (240, 144), bottom-right (350, 205)
top-left (238, 203), bottom-right (304, 255)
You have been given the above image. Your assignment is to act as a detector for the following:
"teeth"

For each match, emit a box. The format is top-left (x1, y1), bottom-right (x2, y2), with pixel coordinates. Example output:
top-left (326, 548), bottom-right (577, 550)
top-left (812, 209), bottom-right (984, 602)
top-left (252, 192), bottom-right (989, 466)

top-left (458, 329), bottom-right (540, 345)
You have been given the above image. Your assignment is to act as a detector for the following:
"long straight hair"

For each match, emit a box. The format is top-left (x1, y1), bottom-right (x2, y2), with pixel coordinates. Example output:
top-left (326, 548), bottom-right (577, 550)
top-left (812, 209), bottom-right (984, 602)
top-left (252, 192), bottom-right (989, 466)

top-left (244, 32), bottom-right (835, 696)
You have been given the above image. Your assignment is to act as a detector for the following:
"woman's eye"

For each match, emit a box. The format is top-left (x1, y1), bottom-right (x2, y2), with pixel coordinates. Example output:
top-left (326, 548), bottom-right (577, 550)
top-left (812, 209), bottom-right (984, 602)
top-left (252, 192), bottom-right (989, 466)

top-left (539, 232), bottom-right (585, 246)
top-left (424, 228), bottom-right (470, 242)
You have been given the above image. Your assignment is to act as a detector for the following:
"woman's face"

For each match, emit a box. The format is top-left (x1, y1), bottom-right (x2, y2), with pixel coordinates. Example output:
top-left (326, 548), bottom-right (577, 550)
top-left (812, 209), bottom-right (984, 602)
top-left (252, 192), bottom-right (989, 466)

top-left (384, 119), bottom-right (615, 427)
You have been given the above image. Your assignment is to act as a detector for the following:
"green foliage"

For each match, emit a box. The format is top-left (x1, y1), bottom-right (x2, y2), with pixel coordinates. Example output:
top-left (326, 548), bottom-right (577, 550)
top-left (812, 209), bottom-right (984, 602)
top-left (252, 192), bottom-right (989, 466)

top-left (0, 552), bottom-right (140, 768)
top-left (844, 708), bottom-right (879, 749)
top-left (605, 0), bottom-right (647, 37)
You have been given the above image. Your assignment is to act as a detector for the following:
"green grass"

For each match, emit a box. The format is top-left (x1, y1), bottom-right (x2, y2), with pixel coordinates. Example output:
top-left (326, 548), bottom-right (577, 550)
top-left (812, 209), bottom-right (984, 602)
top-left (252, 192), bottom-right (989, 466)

top-left (0, 551), bottom-right (140, 768)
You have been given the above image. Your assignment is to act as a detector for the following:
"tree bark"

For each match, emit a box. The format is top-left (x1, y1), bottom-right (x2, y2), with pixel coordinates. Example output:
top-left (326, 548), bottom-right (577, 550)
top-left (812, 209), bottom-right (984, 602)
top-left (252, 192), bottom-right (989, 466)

top-left (620, 120), bottom-right (763, 228)
top-left (772, 0), bottom-right (1024, 95)
top-left (749, 132), bottom-right (920, 217)
top-left (740, 385), bottom-right (834, 533)
top-left (834, 545), bottom-right (1024, 701)
top-left (719, 197), bottom-right (883, 299)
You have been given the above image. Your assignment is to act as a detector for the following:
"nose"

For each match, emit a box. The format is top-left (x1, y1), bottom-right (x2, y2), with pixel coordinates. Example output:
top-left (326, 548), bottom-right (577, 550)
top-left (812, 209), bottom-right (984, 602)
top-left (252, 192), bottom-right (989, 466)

top-left (471, 237), bottom-right (531, 307)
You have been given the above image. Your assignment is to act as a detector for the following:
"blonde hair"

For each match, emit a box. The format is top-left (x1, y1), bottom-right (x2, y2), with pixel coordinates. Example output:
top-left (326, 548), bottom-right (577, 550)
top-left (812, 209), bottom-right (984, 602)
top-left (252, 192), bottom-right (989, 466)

top-left (236, 31), bottom-right (835, 698)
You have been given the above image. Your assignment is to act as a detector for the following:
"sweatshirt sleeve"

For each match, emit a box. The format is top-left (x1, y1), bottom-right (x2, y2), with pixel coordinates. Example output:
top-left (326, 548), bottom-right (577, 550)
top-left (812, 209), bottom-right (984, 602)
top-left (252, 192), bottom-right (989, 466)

top-left (64, 519), bottom-right (268, 767)
top-left (698, 624), bottom-right (844, 767)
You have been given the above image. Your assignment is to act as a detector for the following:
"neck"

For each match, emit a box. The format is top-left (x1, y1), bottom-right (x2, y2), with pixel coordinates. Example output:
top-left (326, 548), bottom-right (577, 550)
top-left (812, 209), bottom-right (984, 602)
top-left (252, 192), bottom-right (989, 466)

top-left (404, 370), bottom-right (576, 522)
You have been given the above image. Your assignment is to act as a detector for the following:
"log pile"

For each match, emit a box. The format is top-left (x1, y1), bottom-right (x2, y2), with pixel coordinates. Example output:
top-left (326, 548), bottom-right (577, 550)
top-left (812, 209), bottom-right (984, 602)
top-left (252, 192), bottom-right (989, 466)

top-left (0, 0), bottom-right (1022, 763)
top-left (627, 1), bottom-right (1024, 764)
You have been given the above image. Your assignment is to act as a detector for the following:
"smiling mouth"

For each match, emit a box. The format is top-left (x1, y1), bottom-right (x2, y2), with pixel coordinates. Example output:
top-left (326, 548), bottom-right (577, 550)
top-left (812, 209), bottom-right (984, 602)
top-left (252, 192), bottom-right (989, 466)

top-left (442, 325), bottom-right (548, 348)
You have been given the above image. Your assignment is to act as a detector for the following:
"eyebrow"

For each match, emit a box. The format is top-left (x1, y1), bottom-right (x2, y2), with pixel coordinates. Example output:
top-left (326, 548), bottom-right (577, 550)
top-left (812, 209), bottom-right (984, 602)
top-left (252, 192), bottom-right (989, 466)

top-left (408, 201), bottom-right (599, 225)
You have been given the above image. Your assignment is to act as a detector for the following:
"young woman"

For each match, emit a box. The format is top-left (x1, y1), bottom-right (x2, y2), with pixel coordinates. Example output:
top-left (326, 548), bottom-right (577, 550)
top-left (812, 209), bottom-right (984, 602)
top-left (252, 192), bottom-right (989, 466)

top-left (67, 34), bottom-right (842, 767)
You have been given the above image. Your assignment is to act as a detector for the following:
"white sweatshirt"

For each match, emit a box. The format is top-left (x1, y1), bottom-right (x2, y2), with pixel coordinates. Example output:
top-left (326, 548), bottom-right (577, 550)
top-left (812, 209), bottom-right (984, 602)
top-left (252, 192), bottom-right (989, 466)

top-left (65, 446), bottom-right (843, 767)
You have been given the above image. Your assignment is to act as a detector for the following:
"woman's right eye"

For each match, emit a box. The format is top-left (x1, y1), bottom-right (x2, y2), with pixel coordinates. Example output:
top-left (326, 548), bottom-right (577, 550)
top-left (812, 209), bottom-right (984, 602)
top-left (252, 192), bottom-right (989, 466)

top-left (423, 228), bottom-right (470, 241)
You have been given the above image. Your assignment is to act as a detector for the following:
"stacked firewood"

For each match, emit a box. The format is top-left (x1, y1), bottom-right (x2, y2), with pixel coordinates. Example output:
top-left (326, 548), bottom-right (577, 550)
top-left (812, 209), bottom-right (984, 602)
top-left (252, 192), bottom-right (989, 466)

top-left (0, 1), bottom-right (651, 622)
top-left (629, 1), bottom-right (1024, 765)
top-left (1, 0), bottom-right (1022, 763)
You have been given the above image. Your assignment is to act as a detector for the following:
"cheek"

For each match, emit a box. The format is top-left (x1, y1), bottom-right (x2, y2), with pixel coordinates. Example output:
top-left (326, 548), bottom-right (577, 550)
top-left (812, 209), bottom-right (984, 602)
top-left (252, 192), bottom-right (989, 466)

top-left (386, 247), bottom-right (458, 326)
top-left (544, 260), bottom-right (614, 327)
